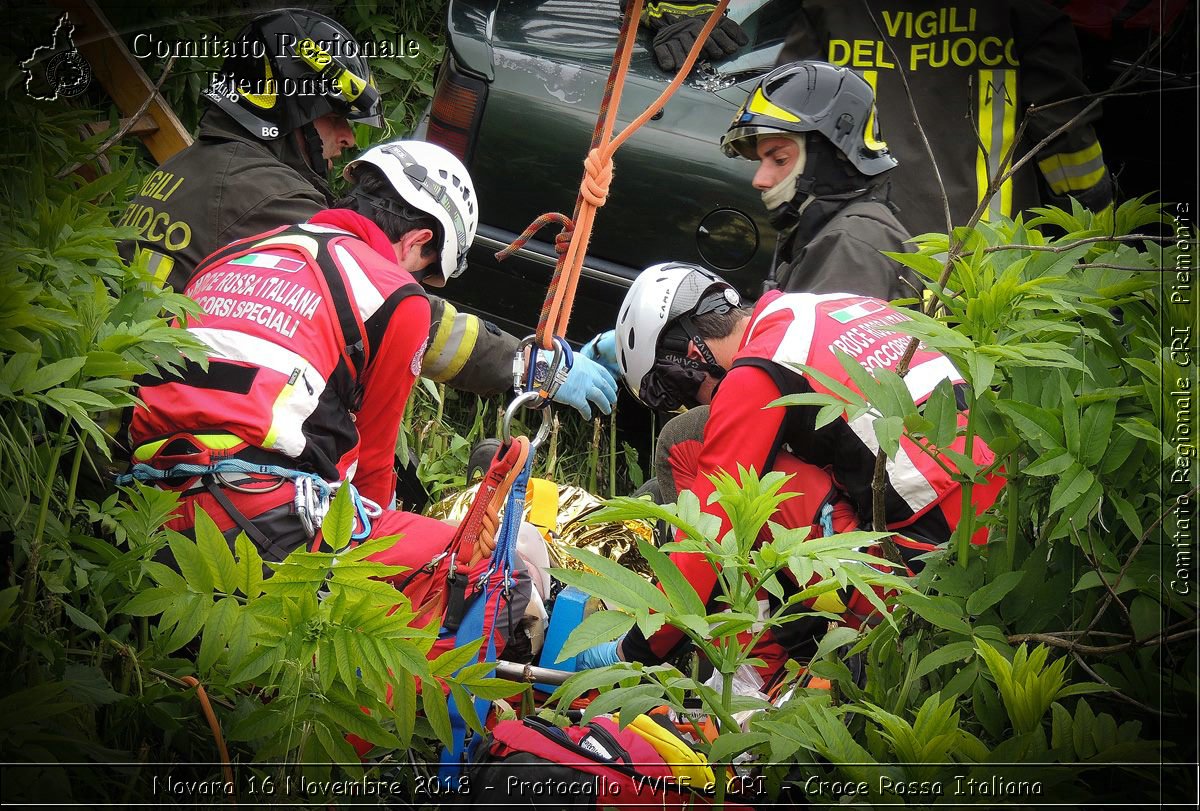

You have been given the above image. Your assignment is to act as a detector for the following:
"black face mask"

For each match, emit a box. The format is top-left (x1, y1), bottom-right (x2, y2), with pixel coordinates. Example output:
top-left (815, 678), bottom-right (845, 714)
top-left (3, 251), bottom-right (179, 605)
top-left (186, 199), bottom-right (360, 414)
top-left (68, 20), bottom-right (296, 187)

top-left (643, 355), bottom-right (705, 412)
top-left (638, 289), bottom-right (737, 410)
top-left (638, 353), bottom-right (725, 412)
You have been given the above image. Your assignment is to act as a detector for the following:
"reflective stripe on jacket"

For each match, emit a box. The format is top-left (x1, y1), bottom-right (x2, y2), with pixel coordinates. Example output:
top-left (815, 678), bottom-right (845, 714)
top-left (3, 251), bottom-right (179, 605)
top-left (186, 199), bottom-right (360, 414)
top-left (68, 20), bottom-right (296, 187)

top-left (130, 210), bottom-right (428, 501)
top-left (735, 291), bottom-right (1001, 530)
top-left (115, 108), bottom-right (515, 399)
top-left (780, 0), bottom-right (1112, 232)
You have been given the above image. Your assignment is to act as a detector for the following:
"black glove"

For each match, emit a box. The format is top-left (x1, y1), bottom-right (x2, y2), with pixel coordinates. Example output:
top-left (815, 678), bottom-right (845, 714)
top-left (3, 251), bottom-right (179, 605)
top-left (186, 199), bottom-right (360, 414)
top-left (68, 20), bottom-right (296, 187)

top-left (641, 6), bottom-right (749, 73)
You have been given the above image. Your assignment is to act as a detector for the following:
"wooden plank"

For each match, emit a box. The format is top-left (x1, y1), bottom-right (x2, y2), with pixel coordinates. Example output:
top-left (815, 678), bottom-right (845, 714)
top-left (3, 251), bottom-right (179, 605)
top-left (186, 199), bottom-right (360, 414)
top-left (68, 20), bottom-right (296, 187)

top-left (82, 114), bottom-right (160, 138)
top-left (50, 0), bottom-right (192, 163)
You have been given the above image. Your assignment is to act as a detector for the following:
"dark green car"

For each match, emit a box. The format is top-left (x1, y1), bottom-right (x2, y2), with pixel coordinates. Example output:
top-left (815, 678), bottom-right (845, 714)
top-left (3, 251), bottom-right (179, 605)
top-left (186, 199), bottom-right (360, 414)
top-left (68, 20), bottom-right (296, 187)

top-left (422, 0), bottom-right (795, 343)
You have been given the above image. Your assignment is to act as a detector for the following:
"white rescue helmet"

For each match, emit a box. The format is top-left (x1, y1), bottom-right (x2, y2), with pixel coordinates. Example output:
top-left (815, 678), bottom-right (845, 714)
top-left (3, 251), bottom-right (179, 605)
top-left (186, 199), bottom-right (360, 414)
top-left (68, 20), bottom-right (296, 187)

top-left (344, 140), bottom-right (478, 284)
top-left (615, 262), bottom-right (741, 409)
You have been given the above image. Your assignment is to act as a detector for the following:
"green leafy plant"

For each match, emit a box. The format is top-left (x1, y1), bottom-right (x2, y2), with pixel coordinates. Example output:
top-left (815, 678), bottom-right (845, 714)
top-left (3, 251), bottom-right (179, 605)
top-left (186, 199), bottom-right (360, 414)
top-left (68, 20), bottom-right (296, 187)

top-left (119, 488), bottom-right (523, 789)
top-left (548, 467), bottom-right (911, 803)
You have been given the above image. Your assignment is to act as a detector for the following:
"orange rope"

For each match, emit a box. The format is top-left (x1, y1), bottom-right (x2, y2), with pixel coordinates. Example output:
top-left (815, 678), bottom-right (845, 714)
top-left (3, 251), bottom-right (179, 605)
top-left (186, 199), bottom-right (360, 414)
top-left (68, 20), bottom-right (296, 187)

top-left (180, 676), bottom-right (235, 791)
top-left (497, 0), bottom-right (733, 350)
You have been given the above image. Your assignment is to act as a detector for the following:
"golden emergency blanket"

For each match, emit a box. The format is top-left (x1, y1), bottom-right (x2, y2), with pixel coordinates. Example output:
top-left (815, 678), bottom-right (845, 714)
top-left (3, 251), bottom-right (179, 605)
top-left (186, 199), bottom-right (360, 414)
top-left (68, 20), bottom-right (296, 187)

top-left (425, 479), bottom-right (655, 580)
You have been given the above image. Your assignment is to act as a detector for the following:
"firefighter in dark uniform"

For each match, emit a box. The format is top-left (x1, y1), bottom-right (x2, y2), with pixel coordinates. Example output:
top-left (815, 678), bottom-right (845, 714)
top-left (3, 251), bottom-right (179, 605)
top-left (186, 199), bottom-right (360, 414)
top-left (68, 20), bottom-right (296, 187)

top-left (582, 61), bottom-right (917, 389)
top-left (776, 0), bottom-right (1113, 233)
top-left (634, 1), bottom-right (1112, 235)
top-left (720, 60), bottom-right (919, 300)
top-left (117, 9), bottom-right (616, 415)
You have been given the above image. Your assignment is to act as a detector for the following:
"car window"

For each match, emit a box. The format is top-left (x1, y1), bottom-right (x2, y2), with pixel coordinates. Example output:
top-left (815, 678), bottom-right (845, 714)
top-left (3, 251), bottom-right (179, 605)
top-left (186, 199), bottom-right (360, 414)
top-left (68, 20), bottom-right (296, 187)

top-left (716, 0), bottom-right (793, 75)
top-left (495, 0), bottom-right (625, 66)
top-left (497, 0), bottom-right (792, 73)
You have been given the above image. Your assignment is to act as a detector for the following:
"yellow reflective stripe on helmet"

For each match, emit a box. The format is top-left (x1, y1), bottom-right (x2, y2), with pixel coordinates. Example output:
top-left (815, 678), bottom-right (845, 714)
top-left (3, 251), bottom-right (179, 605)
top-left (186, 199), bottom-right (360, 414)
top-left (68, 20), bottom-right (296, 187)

top-left (746, 87), bottom-right (802, 124)
top-left (975, 69), bottom-right (1017, 221)
top-left (296, 38), bottom-right (368, 103)
top-left (334, 67), bottom-right (367, 102)
top-left (422, 302), bottom-right (479, 382)
top-left (614, 714), bottom-right (715, 785)
top-left (859, 70), bottom-right (888, 153)
top-left (297, 38), bottom-right (334, 72)
top-left (238, 58), bottom-right (277, 109)
top-left (1037, 141), bottom-right (1106, 194)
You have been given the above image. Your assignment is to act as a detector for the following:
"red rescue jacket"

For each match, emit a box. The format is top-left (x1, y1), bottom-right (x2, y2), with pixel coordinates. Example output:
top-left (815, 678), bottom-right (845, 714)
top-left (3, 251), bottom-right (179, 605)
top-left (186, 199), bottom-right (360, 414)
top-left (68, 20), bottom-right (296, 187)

top-left (130, 209), bottom-right (429, 507)
top-left (622, 292), bottom-right (1005, 665)
top-left (735, 291), bottom-right (1003, 540)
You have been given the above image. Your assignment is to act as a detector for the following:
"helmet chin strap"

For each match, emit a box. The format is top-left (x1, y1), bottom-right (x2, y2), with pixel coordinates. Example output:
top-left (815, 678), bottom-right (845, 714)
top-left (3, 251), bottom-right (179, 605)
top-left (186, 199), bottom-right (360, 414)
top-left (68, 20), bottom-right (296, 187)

top-left (760, 133), bottom-right (807, 212)
top-left (765, 136), bottom-right (872, 231)
top-left (300, 122), bottom-right (328, 178)
top-left (409, 268), bottom-right (441, 286)
top-left (674, 313), bottom-right (727, 381)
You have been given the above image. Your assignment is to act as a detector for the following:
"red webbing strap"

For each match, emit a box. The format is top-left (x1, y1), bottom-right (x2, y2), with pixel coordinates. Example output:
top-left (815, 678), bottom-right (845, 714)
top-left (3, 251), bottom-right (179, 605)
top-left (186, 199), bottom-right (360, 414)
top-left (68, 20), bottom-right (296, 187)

top-left (413, 437), bottom-right (529, 623)
top-left (469, 437), bottom-right (531, 566)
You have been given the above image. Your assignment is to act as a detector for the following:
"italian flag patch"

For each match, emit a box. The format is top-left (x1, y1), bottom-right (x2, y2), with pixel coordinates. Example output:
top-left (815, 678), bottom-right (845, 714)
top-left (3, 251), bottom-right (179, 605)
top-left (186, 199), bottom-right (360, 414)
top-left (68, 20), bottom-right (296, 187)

top-left (829, 300), bottom-right (887, 323)
top-left (230, 253), bottom-right (306, 273)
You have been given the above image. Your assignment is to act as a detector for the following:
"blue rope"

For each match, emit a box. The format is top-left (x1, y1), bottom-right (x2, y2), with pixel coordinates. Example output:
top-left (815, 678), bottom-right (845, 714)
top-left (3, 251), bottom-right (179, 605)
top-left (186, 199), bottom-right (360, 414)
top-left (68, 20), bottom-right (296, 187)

top-left (439, 451), bottom-right (534, 785)
top-left (819, 502), bottom-right (835, 538)
top-left (118, 458), bottom-right (376, 541)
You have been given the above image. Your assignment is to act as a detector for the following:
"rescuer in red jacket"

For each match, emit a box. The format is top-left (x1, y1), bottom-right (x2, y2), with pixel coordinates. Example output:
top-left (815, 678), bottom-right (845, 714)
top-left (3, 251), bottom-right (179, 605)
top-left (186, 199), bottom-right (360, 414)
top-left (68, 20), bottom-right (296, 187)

top-left (126, 140), bottom-right (479, 560)
top-left (577, 262), bottom-right (1005, 668)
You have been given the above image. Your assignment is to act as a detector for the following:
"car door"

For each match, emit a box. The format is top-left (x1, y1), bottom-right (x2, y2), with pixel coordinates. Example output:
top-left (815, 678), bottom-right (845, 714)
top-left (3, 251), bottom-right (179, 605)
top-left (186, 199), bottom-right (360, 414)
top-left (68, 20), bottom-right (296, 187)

top-left (438, 0), bottom-right (795, 340)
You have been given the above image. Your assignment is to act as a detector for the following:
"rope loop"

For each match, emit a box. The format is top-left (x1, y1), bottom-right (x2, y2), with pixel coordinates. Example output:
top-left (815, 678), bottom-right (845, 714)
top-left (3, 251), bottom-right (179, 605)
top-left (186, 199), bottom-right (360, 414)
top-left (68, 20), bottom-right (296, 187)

top-left (494, 212), bottom-right (574, 261)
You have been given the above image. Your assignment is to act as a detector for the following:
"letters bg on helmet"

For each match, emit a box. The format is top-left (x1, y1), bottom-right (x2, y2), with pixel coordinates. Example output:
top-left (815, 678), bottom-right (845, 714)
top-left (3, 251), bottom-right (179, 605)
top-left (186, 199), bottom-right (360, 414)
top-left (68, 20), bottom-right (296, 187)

top-left (204, 9), bottom-right (383, 141)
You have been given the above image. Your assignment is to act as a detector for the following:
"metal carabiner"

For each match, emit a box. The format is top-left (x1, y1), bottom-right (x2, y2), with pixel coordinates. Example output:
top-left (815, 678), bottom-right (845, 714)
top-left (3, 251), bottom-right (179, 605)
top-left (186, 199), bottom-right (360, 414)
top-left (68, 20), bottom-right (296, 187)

top-left (512, 334), bottom-right (572, 401)
top-left (502, 390), bottom-right (553, 452)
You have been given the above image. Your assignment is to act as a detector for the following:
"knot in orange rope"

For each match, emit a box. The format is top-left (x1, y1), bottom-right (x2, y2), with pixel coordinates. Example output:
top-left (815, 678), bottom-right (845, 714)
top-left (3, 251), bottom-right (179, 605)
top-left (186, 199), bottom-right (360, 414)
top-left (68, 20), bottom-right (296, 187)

top-left (581, 148), bottom-right (614, 207)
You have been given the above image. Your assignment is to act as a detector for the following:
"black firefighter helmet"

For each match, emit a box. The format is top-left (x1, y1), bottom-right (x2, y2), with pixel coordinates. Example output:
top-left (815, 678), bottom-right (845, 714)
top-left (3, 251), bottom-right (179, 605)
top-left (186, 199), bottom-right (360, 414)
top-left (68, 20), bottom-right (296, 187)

top-left (203, 9), bottom-right (382, 141)
top-left (721, 60), bottom-right (897, 177)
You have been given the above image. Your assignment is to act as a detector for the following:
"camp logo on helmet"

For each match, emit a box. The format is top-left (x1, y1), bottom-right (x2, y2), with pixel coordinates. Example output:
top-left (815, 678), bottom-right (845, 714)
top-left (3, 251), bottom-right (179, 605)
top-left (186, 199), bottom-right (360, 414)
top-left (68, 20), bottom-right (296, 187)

top-left (658, 288), bottom-right (671, 318)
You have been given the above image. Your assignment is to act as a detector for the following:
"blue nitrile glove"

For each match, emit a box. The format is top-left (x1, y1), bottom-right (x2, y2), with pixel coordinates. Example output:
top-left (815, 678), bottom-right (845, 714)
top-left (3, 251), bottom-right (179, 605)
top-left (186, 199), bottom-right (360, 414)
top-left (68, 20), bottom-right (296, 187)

top-left (581, 329), bottom-right (621, 379)
top-left (575, 638), bottom-right (623, 669)
top-left (553, 353), bottom-right (618, 419)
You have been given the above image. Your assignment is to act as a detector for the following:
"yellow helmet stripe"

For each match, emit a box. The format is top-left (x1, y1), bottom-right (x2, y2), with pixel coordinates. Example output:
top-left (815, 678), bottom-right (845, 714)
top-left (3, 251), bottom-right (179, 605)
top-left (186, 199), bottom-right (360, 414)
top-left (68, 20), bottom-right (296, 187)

top-left (859, 70), bottom-right (888, 152)
top-left (335, 69), bottom-right (367, 102)
top-left (297, 38), bottom-right (333, 72)
top-left (745, 88), bottom-right (802, 123)
top-left (296, 37), bottom-right (369, 104)
top-left (238, 57), bottom-right (276, 109)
